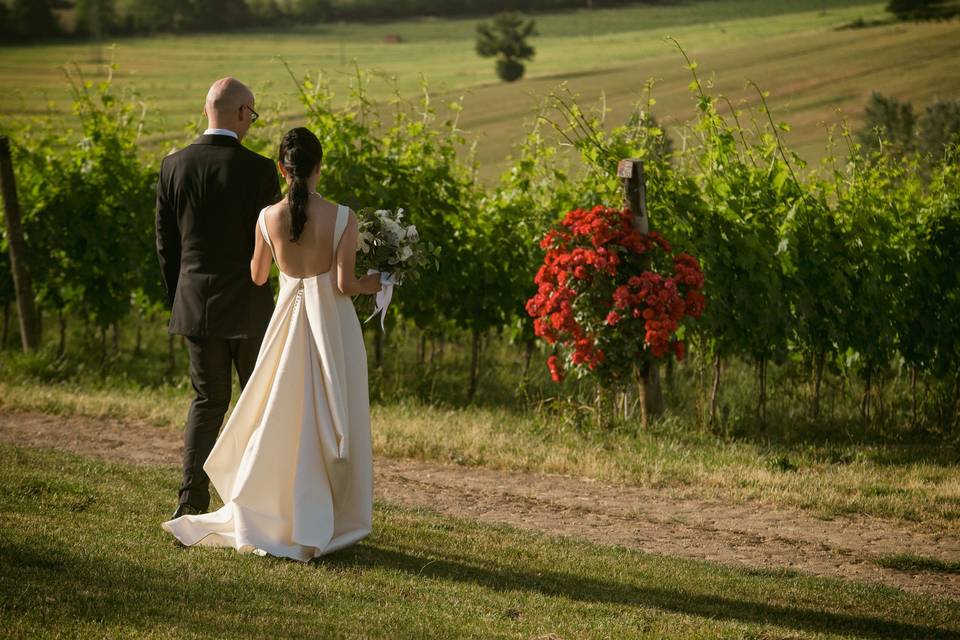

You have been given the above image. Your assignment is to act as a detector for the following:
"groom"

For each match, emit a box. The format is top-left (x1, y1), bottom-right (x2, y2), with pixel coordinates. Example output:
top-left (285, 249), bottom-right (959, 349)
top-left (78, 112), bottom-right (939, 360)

top-left (156, 77), bottom-right (281, 519)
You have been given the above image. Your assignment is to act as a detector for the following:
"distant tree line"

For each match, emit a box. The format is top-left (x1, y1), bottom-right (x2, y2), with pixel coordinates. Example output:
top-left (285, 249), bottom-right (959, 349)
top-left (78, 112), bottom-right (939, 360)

top-left (327, 0), bottom-right (628, 20)
top-left (0, 0), bottom-right (65, 41)
top-left (0, 0), bottom-right (640, 42)
top-left (886, 0), bottom-right (959, 21)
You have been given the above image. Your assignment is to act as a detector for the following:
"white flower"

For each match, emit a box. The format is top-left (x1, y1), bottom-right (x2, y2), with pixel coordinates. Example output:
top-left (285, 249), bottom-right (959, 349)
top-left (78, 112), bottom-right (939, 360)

top-left (405, 224), bottom-right (419, 241)
top-left (381, 216), bottom-right (404, 242)
top-left (399, 245), bottom-right (414, 261)
top-left (358, 231), bottom-right (373, 254)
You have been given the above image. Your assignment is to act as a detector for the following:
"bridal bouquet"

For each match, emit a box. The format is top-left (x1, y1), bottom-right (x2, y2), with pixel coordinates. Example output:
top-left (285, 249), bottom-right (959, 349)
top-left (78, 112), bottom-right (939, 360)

top-left (355, 208), bottom-right (434, 284)
top-left (354, 207), bottom-right (438, 328)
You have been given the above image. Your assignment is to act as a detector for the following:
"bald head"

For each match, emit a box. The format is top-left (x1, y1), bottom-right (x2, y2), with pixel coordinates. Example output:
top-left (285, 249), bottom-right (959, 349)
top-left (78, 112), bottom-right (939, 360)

top-left (204, 77), bottom-right (256, 140)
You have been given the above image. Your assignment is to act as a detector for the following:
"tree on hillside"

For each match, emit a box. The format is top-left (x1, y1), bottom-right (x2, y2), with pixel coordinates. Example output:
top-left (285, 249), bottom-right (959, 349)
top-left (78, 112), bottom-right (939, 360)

top-left (857, 93), bottom-right (960, 163)
top-left (475, 12), bottom-right (537, 82)
top-left (856, 92), bottom-right (916, 155)
top-left (886, 0), bottom-right (959, 20)
top-left (918, 99), bottom-right (960, 157)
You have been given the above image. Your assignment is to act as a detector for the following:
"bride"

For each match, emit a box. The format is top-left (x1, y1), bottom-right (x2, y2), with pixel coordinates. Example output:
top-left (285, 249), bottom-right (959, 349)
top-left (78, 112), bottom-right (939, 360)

top-left (162, 127), bottom-right (382, 561)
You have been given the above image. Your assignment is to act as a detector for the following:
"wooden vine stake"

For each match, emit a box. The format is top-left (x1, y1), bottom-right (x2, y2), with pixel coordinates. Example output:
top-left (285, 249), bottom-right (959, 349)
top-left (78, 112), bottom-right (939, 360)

top-left (0, 136), bottom-right (39, 352)
top-left (618, 158), bottom-right (664, 424)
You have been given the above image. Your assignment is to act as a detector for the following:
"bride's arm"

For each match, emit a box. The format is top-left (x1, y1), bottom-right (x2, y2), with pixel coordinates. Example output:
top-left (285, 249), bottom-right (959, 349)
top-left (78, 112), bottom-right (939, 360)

top-left (250, 219), bottom-right (273, 286)
top-left (337, 210), bottom-right (381, 296)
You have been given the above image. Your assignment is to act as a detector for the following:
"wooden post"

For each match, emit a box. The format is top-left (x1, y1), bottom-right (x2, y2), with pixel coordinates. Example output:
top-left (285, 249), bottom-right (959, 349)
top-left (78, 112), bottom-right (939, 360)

top-left (618, 158), bottom-right (648, 232)
top-left (468, 329), bottom-right (481, 402)
top-left (2, 302), bottom-right (9, 348)
top-left (0, 136), bottom-right (40, 352)
top-left (618, 158), bottom-right (664, 424)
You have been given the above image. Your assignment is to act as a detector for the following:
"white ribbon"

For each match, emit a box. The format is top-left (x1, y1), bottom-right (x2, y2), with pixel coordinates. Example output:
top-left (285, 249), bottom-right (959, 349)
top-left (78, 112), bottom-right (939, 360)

top-left (365, 271), bottom-right (397, 330)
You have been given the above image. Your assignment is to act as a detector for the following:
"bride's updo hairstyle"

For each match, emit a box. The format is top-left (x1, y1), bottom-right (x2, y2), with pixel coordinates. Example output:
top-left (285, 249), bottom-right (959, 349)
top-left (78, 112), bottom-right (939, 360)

top-left (279, 127), bottom-right (323, 243)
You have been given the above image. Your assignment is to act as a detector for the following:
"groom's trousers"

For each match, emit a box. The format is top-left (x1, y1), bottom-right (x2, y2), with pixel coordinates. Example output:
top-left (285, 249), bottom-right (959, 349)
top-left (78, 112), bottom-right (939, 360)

top-left (178, 335), bottom-right (262, 511)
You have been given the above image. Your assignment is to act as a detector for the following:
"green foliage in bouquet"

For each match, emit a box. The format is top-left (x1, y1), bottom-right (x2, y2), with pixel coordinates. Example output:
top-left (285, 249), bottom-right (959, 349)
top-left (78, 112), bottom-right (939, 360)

top-left (354, 207), bottom-right (440, 285)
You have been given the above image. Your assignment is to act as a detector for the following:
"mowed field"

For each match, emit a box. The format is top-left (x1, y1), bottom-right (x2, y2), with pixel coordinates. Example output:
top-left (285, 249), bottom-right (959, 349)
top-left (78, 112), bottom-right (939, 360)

top-left (457, 18), bottom-right (960, 175)
top-left (4, 444), bottom-right (960, 639)
top-left (4, 0), bottom-right (959, 176)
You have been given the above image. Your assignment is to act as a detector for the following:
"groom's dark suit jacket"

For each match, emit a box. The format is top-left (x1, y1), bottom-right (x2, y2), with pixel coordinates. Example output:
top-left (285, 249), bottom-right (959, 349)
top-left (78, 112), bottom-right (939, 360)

top-left (156, 134), bottom-right (281, 338)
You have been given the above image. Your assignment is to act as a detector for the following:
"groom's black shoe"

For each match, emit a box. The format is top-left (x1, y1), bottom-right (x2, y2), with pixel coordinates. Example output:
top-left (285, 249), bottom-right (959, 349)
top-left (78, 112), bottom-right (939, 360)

top-left (172, 503), bottom-right (207, 519)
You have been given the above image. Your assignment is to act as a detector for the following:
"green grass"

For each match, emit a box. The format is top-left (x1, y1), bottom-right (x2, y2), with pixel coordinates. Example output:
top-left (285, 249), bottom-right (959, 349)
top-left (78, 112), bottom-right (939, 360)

top-left (1, 0), bottom-right (886, 110)
top-left (2, 443), bottom-right (958, 639)
top-left (2, 326), bottom-right (958, 533)
top-left (4, 0), bottom-right (941, 179)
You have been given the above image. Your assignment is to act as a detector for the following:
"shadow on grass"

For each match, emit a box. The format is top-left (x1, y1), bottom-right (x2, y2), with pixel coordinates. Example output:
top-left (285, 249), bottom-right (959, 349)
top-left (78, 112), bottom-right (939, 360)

top-left (1, 529), bottom-right (957, 639)
top-left (322, 543), bottom-right (959, 640)
top-left (875, 553), bottom-right (960, 575)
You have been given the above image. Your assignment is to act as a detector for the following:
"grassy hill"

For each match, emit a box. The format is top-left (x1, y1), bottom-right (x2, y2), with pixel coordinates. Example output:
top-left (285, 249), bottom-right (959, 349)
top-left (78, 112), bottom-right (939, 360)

top-left (456, 18), bottom-right (960, 177)
top-left (4, 2), bottom-right (941, 166)
top-left (0, 1), bottom-right (957, 176)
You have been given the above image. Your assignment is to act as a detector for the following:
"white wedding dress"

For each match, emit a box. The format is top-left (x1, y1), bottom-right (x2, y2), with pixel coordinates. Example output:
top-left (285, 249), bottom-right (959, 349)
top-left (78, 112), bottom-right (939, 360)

top-left (162, 204), bottom-right (373, 561)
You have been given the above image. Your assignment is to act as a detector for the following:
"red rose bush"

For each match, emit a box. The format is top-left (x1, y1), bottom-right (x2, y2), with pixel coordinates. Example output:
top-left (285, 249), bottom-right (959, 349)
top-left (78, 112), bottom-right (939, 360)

top-left (526, 205), bottom-right (705, 386)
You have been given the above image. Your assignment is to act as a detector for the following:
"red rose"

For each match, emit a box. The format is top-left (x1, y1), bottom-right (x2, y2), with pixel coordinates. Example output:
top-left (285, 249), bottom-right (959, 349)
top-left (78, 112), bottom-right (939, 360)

top-left (547, 355), bottom-right (564, 382)
top-left (673, 341), bottom-right (685, 361)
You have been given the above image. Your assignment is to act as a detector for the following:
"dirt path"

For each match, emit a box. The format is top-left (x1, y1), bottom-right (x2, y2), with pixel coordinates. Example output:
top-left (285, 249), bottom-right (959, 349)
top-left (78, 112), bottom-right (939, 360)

top-left (1, 410), bottom-right (957, 599)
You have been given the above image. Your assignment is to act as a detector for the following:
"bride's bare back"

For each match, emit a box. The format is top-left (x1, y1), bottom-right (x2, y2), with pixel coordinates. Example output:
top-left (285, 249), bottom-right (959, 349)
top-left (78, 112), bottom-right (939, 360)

top-left (263, 194), bottom-right (338, 278)
top-left (250, 193), bottom-right (380, 297)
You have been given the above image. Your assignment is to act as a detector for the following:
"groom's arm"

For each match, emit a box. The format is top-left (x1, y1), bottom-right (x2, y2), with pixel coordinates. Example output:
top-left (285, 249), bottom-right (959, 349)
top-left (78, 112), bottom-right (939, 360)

top-left (155, 157), bottom-right (181, 308)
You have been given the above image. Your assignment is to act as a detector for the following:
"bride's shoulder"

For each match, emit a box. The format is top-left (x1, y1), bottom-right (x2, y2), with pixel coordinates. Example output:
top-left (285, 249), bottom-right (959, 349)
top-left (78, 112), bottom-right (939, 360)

top-left (325, 200), bottom-right (353, 217)
top-left (309, 195), bottom-right (344, 218)
top-left (263, 199), bottom-right (287, 219)
top-left (330, 202), bottom-right (356, 225)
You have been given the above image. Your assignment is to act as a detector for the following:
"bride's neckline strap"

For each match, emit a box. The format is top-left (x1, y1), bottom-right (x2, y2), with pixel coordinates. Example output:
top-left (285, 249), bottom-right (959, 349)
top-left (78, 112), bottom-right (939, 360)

top-left (333, 204), bottom-right (348, 251)
top-left (258, 207), bottom-right (274, 252)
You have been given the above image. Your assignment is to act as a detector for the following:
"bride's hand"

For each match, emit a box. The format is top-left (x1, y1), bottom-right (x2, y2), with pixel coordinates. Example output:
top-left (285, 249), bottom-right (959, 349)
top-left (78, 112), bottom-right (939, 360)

top-left (360, 272), bottom-right (382, 295)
